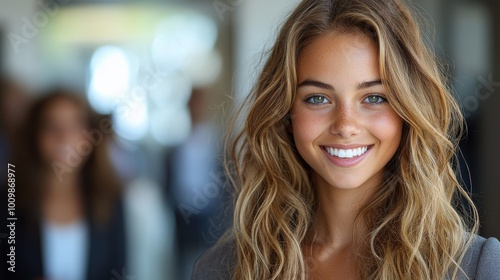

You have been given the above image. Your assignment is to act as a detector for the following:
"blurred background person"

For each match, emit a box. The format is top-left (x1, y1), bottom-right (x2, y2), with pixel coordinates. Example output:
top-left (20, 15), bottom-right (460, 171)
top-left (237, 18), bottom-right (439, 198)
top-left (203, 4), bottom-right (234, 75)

top-left (0, 89), bottom-right (176, 280)
top-left (164, 87), bottom-right (231, 280)
top-left (1, 90), bottom-right (126, 280)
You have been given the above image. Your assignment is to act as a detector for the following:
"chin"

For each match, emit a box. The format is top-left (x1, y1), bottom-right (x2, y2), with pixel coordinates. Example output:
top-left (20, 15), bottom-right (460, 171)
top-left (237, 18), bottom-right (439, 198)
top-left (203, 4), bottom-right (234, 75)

top-left (321, 174), bottom-right (368, 190)
top-left (329, 181), bottom-right (365, 190)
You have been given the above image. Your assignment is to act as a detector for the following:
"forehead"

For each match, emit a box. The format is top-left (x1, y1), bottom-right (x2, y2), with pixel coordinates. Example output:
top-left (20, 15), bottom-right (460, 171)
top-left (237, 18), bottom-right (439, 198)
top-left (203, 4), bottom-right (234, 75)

top-left (297, 31), bottom-right (379, 85)
top-left (301, 30), bottom-right (375, 54)
top-left (41, 98), bottom-right (87, 121)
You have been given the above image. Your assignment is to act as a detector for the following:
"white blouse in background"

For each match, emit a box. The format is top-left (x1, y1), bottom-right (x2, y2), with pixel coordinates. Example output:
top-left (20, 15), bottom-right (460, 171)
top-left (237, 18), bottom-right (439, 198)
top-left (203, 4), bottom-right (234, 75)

top-left (41, 220), bottom-right (89, 280)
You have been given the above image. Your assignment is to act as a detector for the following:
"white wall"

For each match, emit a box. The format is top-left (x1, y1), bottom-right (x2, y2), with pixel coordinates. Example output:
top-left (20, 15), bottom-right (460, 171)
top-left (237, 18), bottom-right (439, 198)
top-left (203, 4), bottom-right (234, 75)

top-left (0, 0), bottom-right (44, 89)
top-left (233, 0), bottom-right (301, 99)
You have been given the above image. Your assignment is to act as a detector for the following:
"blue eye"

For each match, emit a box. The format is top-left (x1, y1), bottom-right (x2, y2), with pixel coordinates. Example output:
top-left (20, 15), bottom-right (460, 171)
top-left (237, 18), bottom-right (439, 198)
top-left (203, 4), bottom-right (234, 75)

top-left (364, 95), bottom-right (387, 104)
top-left (305, 95), bottom-right (329, 104)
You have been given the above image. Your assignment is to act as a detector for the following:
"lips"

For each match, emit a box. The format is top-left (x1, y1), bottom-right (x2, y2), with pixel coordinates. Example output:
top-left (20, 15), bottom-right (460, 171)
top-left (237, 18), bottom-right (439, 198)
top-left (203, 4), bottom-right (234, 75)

top-left (320, 144), bottom-right (373, 168)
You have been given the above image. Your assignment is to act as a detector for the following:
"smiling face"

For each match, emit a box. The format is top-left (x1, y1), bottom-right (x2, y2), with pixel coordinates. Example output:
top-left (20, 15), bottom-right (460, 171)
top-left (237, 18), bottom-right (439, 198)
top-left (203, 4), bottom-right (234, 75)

top-left (291, 31), bottom-right (403, 192)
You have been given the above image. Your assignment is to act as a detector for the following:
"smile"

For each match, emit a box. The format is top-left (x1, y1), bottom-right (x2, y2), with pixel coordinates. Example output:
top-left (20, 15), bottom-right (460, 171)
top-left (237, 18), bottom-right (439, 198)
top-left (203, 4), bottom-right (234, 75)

top-left (322, 145), bottom-right (371, 158)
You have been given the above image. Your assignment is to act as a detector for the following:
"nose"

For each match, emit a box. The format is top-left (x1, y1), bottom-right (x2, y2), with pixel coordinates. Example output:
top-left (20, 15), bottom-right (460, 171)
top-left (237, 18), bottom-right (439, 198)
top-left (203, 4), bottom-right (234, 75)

top-left (329, 103), bottom-right (361, 138)
top-left (49, 124), bottom-right (80, 146)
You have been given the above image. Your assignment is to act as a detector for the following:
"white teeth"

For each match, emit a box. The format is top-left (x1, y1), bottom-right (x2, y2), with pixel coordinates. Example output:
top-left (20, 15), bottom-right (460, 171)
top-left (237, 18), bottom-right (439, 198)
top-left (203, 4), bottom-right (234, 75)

top-left (325, 146), bottom-right (369, 158)
top-left (345, 149), bottom-right (353, 158)
top-left (338, 149), bottom-right (346, 157)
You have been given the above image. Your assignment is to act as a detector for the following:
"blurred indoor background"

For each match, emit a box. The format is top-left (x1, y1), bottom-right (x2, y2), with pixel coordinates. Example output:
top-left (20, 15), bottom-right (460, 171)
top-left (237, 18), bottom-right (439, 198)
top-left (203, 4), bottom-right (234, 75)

top-left (0, 0), bottom-right (498, 279)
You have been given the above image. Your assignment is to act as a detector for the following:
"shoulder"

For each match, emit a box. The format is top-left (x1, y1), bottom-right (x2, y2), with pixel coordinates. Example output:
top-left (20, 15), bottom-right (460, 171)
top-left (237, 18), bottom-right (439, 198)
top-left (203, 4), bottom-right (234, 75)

top-left (191, 238), bottom-right (237, 280)
top-left (460, 235), bottom-right (500, 279)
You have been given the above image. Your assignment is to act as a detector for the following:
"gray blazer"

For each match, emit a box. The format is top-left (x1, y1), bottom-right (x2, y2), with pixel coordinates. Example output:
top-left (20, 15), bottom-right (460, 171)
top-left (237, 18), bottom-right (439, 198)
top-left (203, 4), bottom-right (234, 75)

top-left (191, 235), bottom-right (500, 279)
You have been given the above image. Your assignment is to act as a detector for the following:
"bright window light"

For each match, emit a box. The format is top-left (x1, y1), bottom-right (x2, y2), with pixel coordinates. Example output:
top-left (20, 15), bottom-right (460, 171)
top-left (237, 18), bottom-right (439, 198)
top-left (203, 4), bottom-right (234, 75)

top-left (88, 46), bottom-right (132, 114)
top-left (151, 12), bottom-right (218, 74)
top-left (113, 97), bottom-right (149, 141)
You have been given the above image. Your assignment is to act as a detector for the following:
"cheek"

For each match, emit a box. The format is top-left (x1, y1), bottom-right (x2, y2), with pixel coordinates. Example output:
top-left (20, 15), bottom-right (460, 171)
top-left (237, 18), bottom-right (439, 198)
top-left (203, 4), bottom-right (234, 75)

top-left (39, 133), bottom-right (55, 151)
top-left (37, 133), bottom-right (58, 162)
top-left (67, 132), bottom-right (87, 148)
top-left (370, 110), bottom-right (403, 148)
top-left (290, 107), bottom-right (325, 147)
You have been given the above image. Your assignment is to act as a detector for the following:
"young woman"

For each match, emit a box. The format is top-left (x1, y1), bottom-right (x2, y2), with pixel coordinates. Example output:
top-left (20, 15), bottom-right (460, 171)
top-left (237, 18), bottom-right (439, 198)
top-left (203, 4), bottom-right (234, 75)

top-left (0, 91), bottom-right (126, 280)
top-left (191, 0), bottom-right (500, 279)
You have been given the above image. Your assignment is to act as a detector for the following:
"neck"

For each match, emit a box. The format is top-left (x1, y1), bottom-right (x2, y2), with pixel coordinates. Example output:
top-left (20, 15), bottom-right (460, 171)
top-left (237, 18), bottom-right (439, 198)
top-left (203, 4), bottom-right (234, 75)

top-left (309, 175), bottom-right (380, 249)
top-left (44, 168), bottom-right (82, 196)
top-left (42, 167), bottom-right (85, 225)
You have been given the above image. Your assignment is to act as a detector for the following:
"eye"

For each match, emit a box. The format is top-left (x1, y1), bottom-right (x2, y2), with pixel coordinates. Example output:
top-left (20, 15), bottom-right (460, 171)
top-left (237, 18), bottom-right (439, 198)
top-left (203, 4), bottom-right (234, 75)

top-left (305, 95), bottom-right (329, 105)
top-left (364, 95), bottom-right (387, 104)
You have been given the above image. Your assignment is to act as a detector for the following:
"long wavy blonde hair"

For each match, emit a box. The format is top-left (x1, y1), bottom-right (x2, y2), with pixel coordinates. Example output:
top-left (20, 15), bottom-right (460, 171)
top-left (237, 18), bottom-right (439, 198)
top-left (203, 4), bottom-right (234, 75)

top-left (226, 0), bottom-right (478, 279)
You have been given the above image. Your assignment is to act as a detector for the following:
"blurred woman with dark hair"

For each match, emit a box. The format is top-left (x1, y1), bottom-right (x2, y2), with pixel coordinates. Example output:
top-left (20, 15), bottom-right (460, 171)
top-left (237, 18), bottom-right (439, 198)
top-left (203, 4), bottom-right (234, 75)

top-left (1, 90), bottom-right (126, 280)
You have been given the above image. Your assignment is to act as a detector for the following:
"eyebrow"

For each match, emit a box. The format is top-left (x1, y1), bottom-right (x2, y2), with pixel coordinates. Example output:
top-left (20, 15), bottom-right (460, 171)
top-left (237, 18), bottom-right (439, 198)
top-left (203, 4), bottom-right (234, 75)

top-left (297, 79), bottom-right (334, 90)
top-left (297, 79), bottom-right (383, 90)
top-left (357, 80), bottom-right (382, 90)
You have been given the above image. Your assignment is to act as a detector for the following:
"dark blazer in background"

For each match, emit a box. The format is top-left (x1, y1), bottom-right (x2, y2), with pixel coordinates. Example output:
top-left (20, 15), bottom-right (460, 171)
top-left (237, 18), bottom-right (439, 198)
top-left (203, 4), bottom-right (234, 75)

top-left (0, 194), bottom-right (127, 280)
